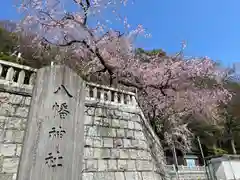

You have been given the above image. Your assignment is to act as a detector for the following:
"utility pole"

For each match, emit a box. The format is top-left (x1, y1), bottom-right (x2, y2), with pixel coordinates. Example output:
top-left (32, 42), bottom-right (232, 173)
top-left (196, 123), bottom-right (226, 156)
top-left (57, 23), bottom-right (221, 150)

top-left (172, 142), bottom-right (180, 180)
top-left (197, 136), bottom-right (210, 180)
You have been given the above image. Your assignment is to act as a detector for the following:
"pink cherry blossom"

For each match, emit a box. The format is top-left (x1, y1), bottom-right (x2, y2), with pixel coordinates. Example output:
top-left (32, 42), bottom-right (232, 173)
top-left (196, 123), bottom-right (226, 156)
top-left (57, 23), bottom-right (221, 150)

top-left (17, 0), bottom-right (232, 159)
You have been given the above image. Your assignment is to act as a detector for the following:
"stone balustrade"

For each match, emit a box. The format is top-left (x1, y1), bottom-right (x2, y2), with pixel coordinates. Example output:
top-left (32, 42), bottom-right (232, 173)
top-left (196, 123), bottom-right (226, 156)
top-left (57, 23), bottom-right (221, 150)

top-left (0, 59), bottom-right (37, 86)
top-left (0, 60), bottom-right (138, 107)
top-left (85, 82), bottom-right (138, 107)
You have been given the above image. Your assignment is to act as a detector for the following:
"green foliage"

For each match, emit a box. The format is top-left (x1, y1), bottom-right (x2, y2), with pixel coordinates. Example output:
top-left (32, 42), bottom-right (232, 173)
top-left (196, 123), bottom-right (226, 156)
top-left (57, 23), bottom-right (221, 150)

top-left (213, 148), bottom-right (228, 155)
top-left (0, 53), bottom-right (16, 62)
top-left (135, 48), bottom-right (166, 57)
top-left (0, 27), bottom-right (17, 54)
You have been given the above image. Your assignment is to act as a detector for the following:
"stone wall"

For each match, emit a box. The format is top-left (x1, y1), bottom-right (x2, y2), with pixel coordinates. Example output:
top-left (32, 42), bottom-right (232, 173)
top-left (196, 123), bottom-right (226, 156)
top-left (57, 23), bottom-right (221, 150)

top-left (0, 59), bottom-right (36, 180)
top-left (0, 60), bottom-right (166, 180)
top-left (0, 92), bottom-right (31, 180)
top-left (82, 105), bottom-right (164, 180)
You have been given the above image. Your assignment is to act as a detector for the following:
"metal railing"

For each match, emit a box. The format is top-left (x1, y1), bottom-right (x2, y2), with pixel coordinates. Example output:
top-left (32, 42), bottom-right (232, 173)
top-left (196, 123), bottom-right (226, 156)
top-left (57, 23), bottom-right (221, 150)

top-left (166, 165), bottom-right (207, 180)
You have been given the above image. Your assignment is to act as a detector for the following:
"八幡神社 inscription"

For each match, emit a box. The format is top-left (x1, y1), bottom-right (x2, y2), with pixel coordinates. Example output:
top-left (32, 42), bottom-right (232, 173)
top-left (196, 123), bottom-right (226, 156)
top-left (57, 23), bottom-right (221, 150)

top-left (45, 85), bottom-right (72, 169)
top-left (52, 102), bottom-right (70, 119)
top-left (54, 84), bottom-right (73, 98)
top-left (17, 66), bottom-right (85, 180)
top-left (49, 126), bottom-right (66, 139)
top-left (45, 145), bottom-right (63, 168)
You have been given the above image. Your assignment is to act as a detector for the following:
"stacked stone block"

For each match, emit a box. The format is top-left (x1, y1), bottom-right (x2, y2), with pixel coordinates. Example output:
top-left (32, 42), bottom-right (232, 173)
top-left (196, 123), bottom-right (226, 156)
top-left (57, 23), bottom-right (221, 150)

top-left (82, 106), bottom-right (163, 180)
top-left (0, 89), bottom-right (165, 180)
top-left (0, 92), bottom-right (31, 180)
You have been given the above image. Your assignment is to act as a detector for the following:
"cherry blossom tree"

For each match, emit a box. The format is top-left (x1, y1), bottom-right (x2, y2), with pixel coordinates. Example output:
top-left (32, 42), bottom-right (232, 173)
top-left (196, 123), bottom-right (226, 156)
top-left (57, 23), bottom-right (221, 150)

top-left (17, 0), bottom-right (232, 156)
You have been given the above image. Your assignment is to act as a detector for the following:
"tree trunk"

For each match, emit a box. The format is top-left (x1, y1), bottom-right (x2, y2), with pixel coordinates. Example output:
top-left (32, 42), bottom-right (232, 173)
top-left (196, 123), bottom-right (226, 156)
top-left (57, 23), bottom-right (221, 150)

top-left (213, 143), bottom-right (217, 155)
top-left (231, 138), bottom-right (237, 155)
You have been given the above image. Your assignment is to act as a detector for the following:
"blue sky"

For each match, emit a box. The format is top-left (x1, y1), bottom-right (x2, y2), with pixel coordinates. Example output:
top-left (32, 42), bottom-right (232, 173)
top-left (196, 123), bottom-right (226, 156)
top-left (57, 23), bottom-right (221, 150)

top-left (1, 0), bottom-right (240, 68)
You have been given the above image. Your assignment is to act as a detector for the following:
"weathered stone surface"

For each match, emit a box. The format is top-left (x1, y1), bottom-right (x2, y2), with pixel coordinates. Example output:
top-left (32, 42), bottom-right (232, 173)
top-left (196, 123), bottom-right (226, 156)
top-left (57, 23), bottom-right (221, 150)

top-left (119, 120), bottom-right (128, 129)
top-left (86, 126), bottom-right (98, 137)
top-left (92, 137), bottom-right (103, 147)
top-left (101, 148), bottom-right (111, 159)
top-left (5, 117), bottom-right (26, 130)
top-left (94, 148), bottom-right (111, 159)
top-left (116, 129), bottom-right (125, 137)
top-left (16, 144), bottom-right (22, 156)
top-left (134, 122), bottom-right (142, 130)
top-left (122, 112), bottom-right (130, 119)
top-left (128, 121), bottom-right (135, 130)
top-left (93, 172), bottom-right (114, 180)
top-left (127, 160), bottom-right (136, 171)
top-left (119, 149), bottom-right (129, 159)
top-left (115, 172), bottom-right (125, 180)
top-left (8, 94), bottom-right (30, 106)
top-left (111, 149), bottom-right (120, 158)
top-left (0, 116), bottom-right (5, 129)
top-left (125, 172), bottom-right (142, 180)
top-left (112, 119), bottom-right (120, 128)
top-left (0, 173), bottom-right (13, 180)
top-left (82, 172), bottom-right (94, 180)
top-left (98, 160), bottom-right (108, 171)
top-left (123, 139), bottom-right (131, 148)
top-left (99, 127), bottom-right (115, 137)
top-left (12, 173), bottom-right (17, 180)
top-left (138, 140), bottom-right (148, 149)
top-left (0, 156), bottom-right (4, 170)
top-left (154, 173), bottom-right (162, 180)
top-left (85, 136), bottom-right (93, 147)
top-left (136, 160), bottom-right (153, 171)
top-left (15, 107), bottom-right (29, 118)
top-left (103, 138), bottom-right (113, 148)
top-left (129, 149), bottom-right (138, 159)
top-left (108, 160), bottom-right (117, 170)
top-left (0, 103), bottom-right (15, 116)
top-left (0, 144), bottom-right (16, 156)
top-left (85, 160), bottom-right (98, 171)
top-left (2, 158), bottom-right (19, 173)
top-left (135, 131), bottom-right (145, 141)
top-left (17, 66), bottom-right (86, 180)
top-left (131, 115), bottom-right (141, 122)
top-left (84, 148), bottom-right (94, 159)
top-left (4, 130), bottom-right (24, 143)
top-left (94, 117), bottom-right (111, 127)
top-left (118, 160), bottom-right (127, 171)
top-left (84, 116), bottom-right (93, 125)
top-left (126, 130), bottom-right (134, 139)
top-left (136, 150), bottom-right (149, 160)
top-left (142, 172), bottom-right (155, 180)
top-left (114, 139), bottom-right (123, 148)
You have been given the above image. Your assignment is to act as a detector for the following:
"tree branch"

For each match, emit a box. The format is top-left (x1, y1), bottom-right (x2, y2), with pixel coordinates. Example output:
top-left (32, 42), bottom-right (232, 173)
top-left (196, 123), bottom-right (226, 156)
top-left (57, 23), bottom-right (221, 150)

top-left (73, 0), bottom-right (90, 25)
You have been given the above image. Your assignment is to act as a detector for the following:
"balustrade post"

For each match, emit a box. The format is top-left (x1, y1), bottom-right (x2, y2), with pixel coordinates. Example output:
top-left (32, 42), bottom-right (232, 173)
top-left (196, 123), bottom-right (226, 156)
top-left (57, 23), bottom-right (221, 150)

top-left (93, 87), bottom-right (97, 99)
top-left (127, 94), bottom-right (131, 105)
top-left (132, 95), bottom-right (137, 106)
top-left (17, 70), bottom-right (25, 84)
top-left (0, 64), bottom-right (2, 77)
top-left (100, 88), bottom-right (104, 101)
top-left (6, 67), bottom-right (14, 81)
top-left (120, 93), bottom-right (124, 104)
top-left (85, 84), bottom-right (90, 98)
top-left (29, 73), bottom-right (36, 85)
top-left (114, 91), bottom-right (118, 103)
top-left (107, 90), bottom-right (111, 102)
